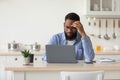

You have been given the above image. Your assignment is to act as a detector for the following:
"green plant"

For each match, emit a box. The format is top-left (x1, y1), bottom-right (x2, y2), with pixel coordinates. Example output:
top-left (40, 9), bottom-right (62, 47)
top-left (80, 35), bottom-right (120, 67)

top-left (21, 50), bottom-right (30, 58)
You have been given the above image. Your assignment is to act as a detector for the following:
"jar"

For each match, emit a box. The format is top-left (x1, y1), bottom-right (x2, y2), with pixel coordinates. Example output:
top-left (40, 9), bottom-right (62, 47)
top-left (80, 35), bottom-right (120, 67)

top-left (95, 45), bottom-right (102, 52)
top-left (93, 4), bottom-right (99, 11)
top-left (8, 40), bottom-right (20, 51)
top-left (31, 42), bottom-right (41, 51)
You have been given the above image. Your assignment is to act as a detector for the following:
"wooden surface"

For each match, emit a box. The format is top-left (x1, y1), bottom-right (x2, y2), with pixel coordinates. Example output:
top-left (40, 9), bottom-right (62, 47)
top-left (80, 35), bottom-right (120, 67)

top-left (4, 60), bottom-right (120, 71)
top-left (0, 51), bottom-right (120, 56)
top-left (95, 51), bottom-right (120, 55)
top-left (0, 51), bottom-right (42, 56)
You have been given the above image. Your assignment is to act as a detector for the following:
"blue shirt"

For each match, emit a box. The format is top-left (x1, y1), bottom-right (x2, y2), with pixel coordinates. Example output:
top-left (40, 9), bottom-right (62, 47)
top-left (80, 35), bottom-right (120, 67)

top-left (42, 32), bottom-right (94, 61)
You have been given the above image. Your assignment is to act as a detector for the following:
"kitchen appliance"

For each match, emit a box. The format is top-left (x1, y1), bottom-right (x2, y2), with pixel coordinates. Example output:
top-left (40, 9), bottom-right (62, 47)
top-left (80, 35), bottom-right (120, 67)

top-left (8, 41), bottom-right (20, 51)
top-left (31, 42), bottom-right (41, 51)
top-left (87, 17), bottom-right (91, 26)
top-left (98, 19), bottom-right (101, 39)
top-left (112, 19), bottom-right (116, 39)
top-left (113, 45), bottom-right (120, 51)
top-left (93, 4), bottom-right (99, 11)
top-left (118, 19), bottom-right (120, 28)
top-left (104, 19), bottom-right (110, 40)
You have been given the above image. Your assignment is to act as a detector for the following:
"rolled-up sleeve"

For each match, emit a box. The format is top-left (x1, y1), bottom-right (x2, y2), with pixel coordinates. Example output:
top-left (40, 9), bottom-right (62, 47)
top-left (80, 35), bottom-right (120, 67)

top-left (81, 36), bottom-right (95, 62)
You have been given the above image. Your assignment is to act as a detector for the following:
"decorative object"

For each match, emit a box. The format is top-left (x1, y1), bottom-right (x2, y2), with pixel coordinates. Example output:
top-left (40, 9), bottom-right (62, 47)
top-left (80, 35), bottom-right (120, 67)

top-left (8, 40), bottom-right (20, 51)
top-left (21, 50), bottom-right (30, 65)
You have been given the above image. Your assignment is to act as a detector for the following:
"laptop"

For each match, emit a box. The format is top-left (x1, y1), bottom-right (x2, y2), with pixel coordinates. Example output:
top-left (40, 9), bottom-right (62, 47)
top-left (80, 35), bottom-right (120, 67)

top-left (46, 45), bottom-right (78, 63)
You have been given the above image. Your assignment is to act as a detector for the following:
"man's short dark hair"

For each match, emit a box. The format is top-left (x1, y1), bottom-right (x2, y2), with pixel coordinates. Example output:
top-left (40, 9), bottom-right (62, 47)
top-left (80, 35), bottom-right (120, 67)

top-left (65, 12), bottom-right (80, 21)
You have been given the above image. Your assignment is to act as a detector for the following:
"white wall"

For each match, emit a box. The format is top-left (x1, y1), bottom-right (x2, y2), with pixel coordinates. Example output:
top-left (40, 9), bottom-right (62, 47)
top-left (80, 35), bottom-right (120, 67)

top-left (0, 0), bottom-right (120, 51)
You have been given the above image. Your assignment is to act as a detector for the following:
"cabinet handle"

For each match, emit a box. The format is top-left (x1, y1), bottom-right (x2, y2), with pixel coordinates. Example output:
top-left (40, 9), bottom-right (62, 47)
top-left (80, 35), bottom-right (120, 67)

top-left (15, 58), bottom-right (18, 61)
top-left (35, 58), bottom-right (37, 60)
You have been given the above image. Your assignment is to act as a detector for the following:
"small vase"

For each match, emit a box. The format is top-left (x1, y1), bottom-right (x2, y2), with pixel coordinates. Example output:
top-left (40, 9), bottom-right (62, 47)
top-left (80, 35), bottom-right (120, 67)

top-left (24, 57), bottom-right (30, 65)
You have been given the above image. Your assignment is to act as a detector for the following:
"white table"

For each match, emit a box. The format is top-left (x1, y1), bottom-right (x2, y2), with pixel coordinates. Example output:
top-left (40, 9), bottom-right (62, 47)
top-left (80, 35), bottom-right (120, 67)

top-left (3, 61), bottom-right (120, 80)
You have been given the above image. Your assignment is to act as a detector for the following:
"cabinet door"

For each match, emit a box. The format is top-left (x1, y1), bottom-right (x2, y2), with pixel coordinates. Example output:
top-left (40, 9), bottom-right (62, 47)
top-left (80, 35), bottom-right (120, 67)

top-left (34, 56), bottom-right (42, 63)
top-left (0, 56), bottom-right (6, 64)
top-left (6, 56), bottom-right (24, 63)
top-left (0, 56), bottom-right (6, 80)
top-left (85, 0), bottom-right (120, 17)
top-left (87, 0), bottom-right (113, 12)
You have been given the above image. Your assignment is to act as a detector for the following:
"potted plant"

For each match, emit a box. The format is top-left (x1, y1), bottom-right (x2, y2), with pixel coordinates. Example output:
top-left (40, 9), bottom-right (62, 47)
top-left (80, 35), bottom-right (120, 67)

top-left (21, 49), bottom-right (30, 65)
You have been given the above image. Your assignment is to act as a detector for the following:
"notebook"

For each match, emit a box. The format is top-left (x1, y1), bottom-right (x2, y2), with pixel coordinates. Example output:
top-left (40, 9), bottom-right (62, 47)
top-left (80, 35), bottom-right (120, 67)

top-left (46, 45), bottom-right (78, 63)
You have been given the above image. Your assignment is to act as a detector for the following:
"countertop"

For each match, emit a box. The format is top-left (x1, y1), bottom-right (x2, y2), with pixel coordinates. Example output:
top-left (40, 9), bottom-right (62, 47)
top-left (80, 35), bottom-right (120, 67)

top-left (0, 51), bottom-right (43, 56)
top-left (0, 51), bottom-right (120, 56)
top-left (94, 51), bottom-right (120, 55)
top-left (3, 60), bottom-right (120, 71)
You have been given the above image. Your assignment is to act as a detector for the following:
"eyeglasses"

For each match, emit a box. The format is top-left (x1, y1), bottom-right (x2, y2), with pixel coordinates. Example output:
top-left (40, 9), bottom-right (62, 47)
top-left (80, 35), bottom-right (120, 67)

top-left (65, 26), bottom-right (76, 30)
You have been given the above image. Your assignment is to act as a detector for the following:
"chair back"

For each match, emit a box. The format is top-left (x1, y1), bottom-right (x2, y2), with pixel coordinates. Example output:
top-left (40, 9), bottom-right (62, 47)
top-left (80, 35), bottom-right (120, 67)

top-left (61, 71), bottom-right (104, 80)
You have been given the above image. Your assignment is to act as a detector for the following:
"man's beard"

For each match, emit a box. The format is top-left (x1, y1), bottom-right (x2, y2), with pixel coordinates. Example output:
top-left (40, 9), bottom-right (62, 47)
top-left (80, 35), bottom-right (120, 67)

top-left (65, 32), bottom-right (77, 40)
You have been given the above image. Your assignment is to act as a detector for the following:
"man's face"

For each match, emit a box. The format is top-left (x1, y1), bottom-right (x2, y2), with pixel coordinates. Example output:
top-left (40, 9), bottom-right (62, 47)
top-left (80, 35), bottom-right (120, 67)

top-left (64, 19), bottom-right (77, 40)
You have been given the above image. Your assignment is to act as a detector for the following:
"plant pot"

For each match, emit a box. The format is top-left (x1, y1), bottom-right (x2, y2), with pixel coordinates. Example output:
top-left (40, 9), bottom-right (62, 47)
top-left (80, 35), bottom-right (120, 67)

top-left (24, 57), bottom-right (30, 65)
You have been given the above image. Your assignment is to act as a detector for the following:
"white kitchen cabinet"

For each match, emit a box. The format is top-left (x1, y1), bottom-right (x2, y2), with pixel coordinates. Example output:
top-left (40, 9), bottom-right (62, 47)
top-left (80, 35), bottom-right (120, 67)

top-left (0, 55), bottom-right (42, 80)
top-left (7, 71), bottom-right (120, 80)
top-left (0, 55), bottom-right (42, 63)
top-left (0, 56), bottom-right (6, 80)
top-left (0, 56), bottom-right (6, 64)
top-left (0, 55), bottom-right (41, 80)
top-left (85, 0), bottom-right (120, 18)
top-left (5, 55), bottom-right (42, 63)
top-left (6, 56), bottom-right (24, 63)
top-left (34, 56), bottom-right (42, 63)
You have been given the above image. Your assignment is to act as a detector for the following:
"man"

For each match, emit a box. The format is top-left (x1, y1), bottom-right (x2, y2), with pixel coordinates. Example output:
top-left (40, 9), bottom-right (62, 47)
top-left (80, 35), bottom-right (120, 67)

top-left (42, 12), bottom-right (94, 62)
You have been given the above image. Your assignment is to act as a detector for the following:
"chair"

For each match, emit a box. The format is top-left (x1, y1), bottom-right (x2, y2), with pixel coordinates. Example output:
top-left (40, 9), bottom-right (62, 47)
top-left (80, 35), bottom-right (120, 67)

top-left (61, 71), bottom-right (104, 80)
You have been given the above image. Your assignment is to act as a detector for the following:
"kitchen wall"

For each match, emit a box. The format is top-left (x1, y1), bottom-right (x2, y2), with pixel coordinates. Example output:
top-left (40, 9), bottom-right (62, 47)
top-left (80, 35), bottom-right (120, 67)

top-left (0, 0), bottom-right (120, 51)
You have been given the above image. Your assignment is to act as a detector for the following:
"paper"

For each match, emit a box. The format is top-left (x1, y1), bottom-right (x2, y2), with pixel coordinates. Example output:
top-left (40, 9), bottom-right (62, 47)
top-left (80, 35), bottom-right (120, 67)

top-left (96, 58), bottom-right (116, 63)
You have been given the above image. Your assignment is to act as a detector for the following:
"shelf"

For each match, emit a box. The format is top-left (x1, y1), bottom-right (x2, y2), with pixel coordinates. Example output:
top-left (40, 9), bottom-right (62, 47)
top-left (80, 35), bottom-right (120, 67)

top-left (85, 14), bottom-right (120, 19)
top-left (95, 51), bottom-right (120, 55)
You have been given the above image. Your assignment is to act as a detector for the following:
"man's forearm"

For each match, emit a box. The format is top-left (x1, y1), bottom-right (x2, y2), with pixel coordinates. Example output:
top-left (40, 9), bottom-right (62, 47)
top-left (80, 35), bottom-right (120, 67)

top-left (81, 36), bottom-right (95, 61)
